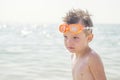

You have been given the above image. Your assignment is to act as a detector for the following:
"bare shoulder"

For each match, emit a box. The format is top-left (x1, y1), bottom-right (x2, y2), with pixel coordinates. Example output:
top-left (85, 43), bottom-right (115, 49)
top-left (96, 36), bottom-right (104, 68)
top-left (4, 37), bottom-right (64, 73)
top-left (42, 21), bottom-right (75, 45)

top-left (88, 50), bottom-right (107, 80)
top-left (88, 50), bottom-right (102, 63)
top-left (88, 50), bottom-right (103, 68)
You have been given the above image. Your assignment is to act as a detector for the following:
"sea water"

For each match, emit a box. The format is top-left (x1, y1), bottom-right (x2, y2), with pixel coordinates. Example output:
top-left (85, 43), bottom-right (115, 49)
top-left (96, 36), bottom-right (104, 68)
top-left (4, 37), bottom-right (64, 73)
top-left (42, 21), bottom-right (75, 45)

top-left (0, 23), bottom-right (120, 80)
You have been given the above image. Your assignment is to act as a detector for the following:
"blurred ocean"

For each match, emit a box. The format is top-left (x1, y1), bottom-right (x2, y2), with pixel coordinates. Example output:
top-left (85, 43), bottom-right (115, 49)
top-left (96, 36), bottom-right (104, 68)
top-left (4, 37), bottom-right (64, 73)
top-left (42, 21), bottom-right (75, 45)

top-left (0, 23), bottom-right (120, 80)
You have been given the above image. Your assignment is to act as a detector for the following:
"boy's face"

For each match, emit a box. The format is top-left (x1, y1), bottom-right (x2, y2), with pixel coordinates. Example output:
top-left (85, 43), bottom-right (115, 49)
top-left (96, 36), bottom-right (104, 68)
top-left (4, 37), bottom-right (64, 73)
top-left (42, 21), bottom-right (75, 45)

top-left (63, 31), bottom-right (93, 53)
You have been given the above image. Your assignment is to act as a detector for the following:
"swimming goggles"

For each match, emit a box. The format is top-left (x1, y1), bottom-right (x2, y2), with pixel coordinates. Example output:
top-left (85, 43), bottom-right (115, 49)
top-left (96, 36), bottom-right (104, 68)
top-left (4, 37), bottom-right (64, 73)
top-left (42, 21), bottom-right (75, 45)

top-left (59, 23), bottom-right (92, 34)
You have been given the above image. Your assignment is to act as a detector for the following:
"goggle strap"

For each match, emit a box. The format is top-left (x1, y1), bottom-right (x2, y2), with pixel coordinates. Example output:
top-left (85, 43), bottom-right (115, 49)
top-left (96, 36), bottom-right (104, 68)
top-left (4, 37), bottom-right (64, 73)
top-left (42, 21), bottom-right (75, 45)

top-left (84, 27), bottom-right (93, 30)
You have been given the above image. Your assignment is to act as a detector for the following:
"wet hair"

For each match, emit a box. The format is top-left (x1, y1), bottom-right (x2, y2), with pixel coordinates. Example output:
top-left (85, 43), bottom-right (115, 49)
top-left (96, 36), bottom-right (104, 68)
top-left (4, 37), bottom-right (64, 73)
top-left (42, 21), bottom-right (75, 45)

top-left (63, 9), bottom-right (93, 35)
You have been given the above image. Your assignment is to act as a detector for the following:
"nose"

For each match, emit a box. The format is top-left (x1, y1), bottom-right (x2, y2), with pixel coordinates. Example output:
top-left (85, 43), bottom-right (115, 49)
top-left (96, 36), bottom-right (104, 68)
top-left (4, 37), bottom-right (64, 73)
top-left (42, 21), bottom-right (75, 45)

top-left (65, 38), bottom-right (73, 46)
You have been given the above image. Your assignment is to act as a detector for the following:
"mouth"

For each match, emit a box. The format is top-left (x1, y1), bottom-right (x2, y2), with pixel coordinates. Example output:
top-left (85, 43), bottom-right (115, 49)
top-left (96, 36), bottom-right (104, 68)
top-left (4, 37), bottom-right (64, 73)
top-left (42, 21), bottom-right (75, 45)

top-left (66, 47), bottom-right (75, 53)
top-left (67, 47), bottom-right (75, 50)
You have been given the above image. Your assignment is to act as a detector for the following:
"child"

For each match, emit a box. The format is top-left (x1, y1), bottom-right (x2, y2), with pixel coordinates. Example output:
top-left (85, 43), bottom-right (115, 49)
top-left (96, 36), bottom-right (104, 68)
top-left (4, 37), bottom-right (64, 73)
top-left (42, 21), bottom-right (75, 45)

top-left (59, 9), bottom-right (106, 80)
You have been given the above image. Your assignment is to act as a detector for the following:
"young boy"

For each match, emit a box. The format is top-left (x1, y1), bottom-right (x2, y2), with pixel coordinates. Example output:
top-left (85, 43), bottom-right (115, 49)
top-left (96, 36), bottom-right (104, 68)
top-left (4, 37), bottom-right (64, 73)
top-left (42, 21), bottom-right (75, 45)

top-left (59, 9), bottom-right (106, 80)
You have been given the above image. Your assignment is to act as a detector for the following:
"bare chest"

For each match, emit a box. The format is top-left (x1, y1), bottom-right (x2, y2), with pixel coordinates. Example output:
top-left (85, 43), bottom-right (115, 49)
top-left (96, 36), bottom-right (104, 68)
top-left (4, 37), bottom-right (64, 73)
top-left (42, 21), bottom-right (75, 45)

top-left (72, 56), bottom-right (93, 80)
top-left (72, 57), bottom-right (89, 75)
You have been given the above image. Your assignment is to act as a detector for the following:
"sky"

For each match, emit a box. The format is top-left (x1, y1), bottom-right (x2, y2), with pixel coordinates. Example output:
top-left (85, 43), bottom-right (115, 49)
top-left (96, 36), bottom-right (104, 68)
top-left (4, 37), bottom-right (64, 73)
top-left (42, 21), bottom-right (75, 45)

top-left (0, 0), bottom-right (120, 24)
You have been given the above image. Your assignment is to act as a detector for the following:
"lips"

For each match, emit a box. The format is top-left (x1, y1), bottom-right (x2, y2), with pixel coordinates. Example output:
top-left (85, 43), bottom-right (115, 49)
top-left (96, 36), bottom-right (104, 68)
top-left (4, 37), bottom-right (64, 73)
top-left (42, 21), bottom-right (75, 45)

top-left (67, 47), bottom-right (75, 53)
top-left (67, 47), bottom-right (75, 50)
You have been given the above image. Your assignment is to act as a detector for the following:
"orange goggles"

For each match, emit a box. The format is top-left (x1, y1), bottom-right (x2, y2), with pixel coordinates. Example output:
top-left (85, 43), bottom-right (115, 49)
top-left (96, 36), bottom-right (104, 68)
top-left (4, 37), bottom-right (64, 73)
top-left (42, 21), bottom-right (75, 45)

top-left (59, 23), bottom-right (85, 34)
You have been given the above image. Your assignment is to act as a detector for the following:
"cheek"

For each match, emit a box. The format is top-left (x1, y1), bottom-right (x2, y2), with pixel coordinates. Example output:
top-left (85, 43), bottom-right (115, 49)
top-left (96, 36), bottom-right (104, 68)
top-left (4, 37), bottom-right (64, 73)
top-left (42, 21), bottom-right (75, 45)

top-left (75, 41), bottom-right (83, 47)
top-left (75, 39), bottom-right (86, 47)
top-left (64, 40), bottom-right (67, 47)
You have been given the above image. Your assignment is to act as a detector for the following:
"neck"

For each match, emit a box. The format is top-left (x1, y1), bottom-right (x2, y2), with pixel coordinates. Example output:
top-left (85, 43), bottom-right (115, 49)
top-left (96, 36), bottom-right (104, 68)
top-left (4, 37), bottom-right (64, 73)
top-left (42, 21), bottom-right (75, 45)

top-left (75, 46), bottom-right (91, 58)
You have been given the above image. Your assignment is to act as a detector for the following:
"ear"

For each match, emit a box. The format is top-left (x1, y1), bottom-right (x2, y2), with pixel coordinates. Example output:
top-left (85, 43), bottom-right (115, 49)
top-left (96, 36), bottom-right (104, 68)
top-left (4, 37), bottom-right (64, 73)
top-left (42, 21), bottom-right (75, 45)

top-left (87, 34), bottom-right (93, 42)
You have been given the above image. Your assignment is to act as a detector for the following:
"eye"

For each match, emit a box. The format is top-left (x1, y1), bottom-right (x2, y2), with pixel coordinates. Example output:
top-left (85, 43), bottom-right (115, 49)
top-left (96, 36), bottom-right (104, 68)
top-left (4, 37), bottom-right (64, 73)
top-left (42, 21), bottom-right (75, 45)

top-left (64, 35), bottom-right (67, 39)
top-left (73, 36), bottom-right (79, 39)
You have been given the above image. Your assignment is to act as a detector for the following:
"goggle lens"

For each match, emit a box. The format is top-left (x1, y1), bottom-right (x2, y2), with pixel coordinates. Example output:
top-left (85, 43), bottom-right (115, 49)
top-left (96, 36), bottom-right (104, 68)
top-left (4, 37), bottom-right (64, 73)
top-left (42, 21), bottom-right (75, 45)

top-left (59, 24), bottom-right (69, 33)
top-left (59, 24), bottom-right (84, 34)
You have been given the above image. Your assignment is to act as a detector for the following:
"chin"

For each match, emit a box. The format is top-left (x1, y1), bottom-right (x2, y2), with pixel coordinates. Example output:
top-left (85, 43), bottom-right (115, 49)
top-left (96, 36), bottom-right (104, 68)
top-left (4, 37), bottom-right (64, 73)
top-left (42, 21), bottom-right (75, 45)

top-left (68, 50), bottom-right (76, 53)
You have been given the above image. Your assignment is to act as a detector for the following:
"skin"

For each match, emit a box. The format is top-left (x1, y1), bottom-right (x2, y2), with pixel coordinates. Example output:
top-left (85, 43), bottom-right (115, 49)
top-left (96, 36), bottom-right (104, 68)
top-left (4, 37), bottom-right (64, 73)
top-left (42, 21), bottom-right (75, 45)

top-left (63, 29), bottom-right (106, 80)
